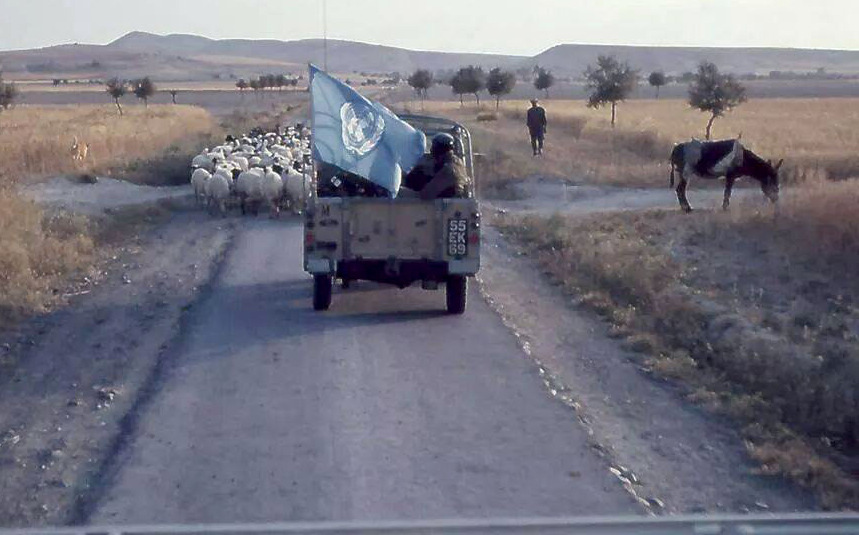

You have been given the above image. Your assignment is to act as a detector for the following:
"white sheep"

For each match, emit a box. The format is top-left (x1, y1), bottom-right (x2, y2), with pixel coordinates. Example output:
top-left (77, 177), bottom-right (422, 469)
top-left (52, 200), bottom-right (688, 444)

top-left (191, 154), bottom-right (213, 171)
top-left (261, 168), bottom-right (284, 218)
top-left (213, 165), bottom-right (235, 185)
top-left (228, 155), bottom-right (249, 172)
top-left (283, 168), bottom-right (312, 214)
top-left (235, 168), bottom-right (265, 215)
top-left (206, 173), bottom-right (232, 216)
top-left (190, 168), bottom-right (211, 205)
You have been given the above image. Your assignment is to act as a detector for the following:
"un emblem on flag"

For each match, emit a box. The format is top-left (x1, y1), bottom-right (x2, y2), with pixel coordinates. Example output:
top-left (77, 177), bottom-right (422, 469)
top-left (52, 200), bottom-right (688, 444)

top-left (340, 102), bottom-right (385, 157)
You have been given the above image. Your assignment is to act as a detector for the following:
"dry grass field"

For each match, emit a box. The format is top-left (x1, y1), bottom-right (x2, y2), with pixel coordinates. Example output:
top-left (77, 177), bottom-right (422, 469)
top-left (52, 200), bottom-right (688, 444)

top-left (401, 98), bottom-right (859, 189)
top-left (498, 205), bottom-right (859, 508)
top-left (0, 105), bottom-right (217, 183)
top-left (0, 105), bottom-right (219, 322)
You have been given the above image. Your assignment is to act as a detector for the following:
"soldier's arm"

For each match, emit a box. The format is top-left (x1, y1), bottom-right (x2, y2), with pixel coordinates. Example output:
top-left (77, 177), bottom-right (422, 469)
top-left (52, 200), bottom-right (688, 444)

top-left (419, 166), bottom-right (457, 200)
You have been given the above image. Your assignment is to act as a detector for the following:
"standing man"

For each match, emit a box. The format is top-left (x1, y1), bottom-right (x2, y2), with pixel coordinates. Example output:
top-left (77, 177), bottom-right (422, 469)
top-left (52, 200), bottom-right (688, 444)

top-left (526, 98), bottom-right (547, 156)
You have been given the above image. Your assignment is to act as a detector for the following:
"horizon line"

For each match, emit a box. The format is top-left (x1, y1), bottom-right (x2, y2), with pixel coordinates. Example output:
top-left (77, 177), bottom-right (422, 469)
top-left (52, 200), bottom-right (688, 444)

top-left (3, 30), bottom-right (859, 57)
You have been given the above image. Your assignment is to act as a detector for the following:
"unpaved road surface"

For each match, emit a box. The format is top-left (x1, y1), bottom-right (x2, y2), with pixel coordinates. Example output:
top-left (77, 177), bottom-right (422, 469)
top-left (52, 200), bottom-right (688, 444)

top-left (22, 177), bottom-right (192, 216)
top-left (492, 179), bottom-right (762, 215)
top-left (90, 219), bottom-right (638, 523)
top-left (0, 182), bottom-right (814, 527)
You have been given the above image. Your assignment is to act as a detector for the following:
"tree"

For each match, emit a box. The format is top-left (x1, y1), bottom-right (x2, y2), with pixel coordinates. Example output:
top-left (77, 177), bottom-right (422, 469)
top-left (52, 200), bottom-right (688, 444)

top-left (407, 69), bottom-right (434, 108)
top-left (236, 78), bottom-right (248, 92)
top-left (452, 66), bottom-right (486, 107)
top-left (275, 74), bottom-right (287, 91)
top-left (105, 77), bottom-right (127, 116)
top-left (131, 77), bottom-right (156, 107)
top-left (688, 61), bottom-right (747, 140)
top-left (486, 68), bottom-right (516, 109)
top-left (168, 89), bottom-right (178, 104)
top-left (449, 70), bottom-right (467, 106)
top-left (648, 70), bottom-right (667, 99)
top-left (584, 55), bottom-right (639, 127)
top-left (533, 67), bottom-right (555, 98)
top-left (249, 78), bottom-right (261, 97)
top-left (0, 81), bottom-right (19, 111)
top-left (263, 74), bottom-right (277, 91)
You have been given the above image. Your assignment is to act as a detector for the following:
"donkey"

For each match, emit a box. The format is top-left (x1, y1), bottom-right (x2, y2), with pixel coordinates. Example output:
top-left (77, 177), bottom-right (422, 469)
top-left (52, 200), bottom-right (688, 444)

top-left (669, 139), bottom-right (782, 212)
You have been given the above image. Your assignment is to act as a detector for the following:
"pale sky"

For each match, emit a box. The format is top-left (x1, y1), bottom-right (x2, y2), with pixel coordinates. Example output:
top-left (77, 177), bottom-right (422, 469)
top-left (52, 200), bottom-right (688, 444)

top-left (1, 0), bottom-right (857, 54)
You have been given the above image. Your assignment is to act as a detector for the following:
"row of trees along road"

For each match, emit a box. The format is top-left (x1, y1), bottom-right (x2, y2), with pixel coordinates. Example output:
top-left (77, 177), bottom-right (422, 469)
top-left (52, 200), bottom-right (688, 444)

top-left (408, 56), bottom-right (745, 138)
top-left (236, 74), bottom-right (299, 93)
top-left (408, 65), bottom-right (555, 110)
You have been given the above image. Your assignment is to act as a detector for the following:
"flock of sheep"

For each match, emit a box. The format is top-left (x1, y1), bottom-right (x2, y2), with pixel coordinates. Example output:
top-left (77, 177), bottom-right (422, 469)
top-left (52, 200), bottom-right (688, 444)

top-left (189, 124), bottom-right (314, 217)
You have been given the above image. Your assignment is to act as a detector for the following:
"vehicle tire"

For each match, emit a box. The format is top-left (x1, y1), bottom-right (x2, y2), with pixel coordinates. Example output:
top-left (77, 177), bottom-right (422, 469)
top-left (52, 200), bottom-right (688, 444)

top-left (446, 275), bottom-right (467, 314)
top-left (341, 278), bottom-right (351, 290)
top-left (313, 274), bottom-right (333, 311)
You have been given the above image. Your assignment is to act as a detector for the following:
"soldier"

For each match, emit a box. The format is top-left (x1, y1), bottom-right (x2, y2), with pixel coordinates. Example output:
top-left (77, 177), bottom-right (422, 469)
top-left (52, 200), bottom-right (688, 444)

top-left (403, 133), bottom-right (470, 199)
top-left (526, 98), bottom-right (548, 156)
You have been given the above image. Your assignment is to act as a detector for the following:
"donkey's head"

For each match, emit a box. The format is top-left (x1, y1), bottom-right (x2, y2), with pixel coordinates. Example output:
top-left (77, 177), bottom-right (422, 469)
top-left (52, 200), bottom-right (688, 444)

top-left (762, 158), bottom-right (783, 203)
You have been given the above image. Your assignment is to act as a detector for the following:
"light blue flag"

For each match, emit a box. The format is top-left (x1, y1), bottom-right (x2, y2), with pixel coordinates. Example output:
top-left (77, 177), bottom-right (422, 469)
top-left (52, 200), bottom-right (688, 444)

top-left (310, 64), bottom-right (426, 197)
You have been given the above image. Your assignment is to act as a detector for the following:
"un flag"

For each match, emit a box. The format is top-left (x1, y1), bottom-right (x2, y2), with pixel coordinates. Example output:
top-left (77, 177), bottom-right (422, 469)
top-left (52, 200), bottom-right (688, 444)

top-left (310, 65), bottom-right (427, 197)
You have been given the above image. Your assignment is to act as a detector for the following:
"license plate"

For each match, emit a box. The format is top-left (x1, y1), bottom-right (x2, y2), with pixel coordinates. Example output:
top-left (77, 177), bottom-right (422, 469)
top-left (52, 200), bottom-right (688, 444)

top-left (447, 218), bottom-right (468, 257)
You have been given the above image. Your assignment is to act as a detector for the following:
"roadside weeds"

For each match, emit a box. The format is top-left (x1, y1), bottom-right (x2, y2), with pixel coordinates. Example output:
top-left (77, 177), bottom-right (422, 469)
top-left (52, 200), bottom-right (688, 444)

top-left (494, 200), bottom-right (859, 509)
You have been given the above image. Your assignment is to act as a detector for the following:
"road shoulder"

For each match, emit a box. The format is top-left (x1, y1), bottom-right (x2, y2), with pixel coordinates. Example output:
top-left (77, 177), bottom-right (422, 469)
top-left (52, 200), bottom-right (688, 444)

top-left (0, 208), bottom-right (234, 526)
top-left (476, 223), bottom-right (815, 514)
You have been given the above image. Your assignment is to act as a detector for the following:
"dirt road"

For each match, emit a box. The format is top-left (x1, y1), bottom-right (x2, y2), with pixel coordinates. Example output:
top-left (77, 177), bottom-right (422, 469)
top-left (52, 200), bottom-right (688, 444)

top-left (89, 219), bottom-right (638, 523)
top-left (0, 184), bottom-right (814, 527)
top-left (492, 179), bottom-right (761, 215)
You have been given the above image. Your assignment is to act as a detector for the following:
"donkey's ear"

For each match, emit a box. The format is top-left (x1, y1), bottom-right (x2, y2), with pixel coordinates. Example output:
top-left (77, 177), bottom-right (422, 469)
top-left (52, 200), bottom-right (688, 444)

top-left (775, 159), bottom-right (784, 171)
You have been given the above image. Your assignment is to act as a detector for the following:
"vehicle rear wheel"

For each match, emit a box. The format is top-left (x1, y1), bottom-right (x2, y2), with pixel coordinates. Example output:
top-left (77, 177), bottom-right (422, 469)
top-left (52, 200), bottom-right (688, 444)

top-left (446, 275), bottom-right (467, 314)
top-left (313, 274), bottom-right (333, 311)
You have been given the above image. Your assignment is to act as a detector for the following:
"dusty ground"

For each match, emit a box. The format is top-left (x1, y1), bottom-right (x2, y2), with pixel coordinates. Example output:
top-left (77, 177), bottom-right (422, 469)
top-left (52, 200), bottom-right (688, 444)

top-left (0, 199), bottom-right (234, 525)
top-left (489, 178), bottom-right (759, 215)
top-left (0, 176), bottom-right (825, 527)
top-left (22, 177), bottom-right (193, 216)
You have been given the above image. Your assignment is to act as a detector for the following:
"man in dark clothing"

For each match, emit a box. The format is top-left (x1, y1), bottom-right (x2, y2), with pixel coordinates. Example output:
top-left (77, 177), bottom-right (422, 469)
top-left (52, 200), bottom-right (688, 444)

top-left (526, 99), bottom-right (547, 156)
top-left (403, 133), bottom-right (470, 199)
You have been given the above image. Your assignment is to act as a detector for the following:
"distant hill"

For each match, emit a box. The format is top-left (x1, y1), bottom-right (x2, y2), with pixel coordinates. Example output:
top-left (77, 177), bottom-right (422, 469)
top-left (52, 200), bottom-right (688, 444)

top-left (2, 31), bottom-right (859, 82)
top-left (0, 31), bottom-right (524, 82)
top-left (532, 44), bottom-right (859, 77)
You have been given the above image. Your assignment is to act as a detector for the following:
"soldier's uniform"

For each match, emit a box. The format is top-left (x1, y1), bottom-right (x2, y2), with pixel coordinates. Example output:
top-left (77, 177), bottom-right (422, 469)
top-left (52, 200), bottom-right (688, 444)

top-left (418, 152), bottom-right (470, 199)
top-left (402, 154), bottom-right (435, 192)
top-left (403, 133), bottom-right (470, 199)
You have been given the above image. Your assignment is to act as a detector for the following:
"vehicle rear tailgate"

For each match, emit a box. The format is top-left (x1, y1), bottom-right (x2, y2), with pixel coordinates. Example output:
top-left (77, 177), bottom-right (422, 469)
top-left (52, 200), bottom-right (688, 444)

top-left (347, 199), bottom-right (438, 260)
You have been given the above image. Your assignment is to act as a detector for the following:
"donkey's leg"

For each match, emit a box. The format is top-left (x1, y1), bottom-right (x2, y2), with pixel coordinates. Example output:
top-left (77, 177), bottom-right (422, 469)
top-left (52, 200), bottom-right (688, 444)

top-left (675, 175), bottom-right (693, 212)
top-left (723, 176), bottom-right (736, 210)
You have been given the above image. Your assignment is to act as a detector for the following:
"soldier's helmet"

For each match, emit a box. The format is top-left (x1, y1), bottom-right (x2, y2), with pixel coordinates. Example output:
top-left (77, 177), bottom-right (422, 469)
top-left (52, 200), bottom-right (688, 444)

top-left (431, 133), bottom-right (456, 157)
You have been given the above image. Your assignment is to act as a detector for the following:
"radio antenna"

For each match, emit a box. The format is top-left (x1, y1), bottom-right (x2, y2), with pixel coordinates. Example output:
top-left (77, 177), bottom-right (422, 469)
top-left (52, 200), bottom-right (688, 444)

top-left (323, 0), bottom-right (329, 71)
